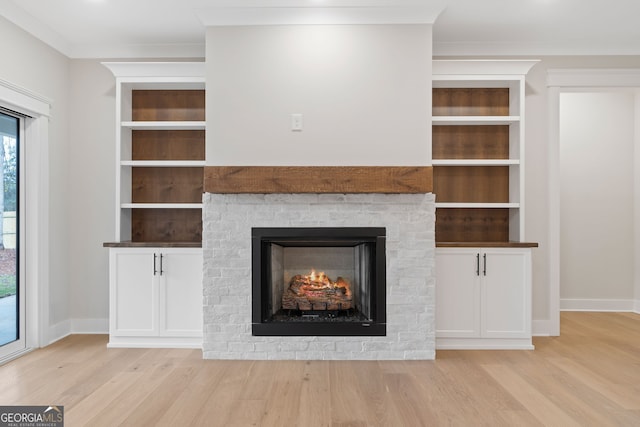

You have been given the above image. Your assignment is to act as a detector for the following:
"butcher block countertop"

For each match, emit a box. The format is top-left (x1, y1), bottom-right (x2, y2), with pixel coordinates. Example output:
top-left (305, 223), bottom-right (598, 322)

top-left (436, 241), bottom-right (538, 248)
top-left (103, 241), bottom-right (201, 248)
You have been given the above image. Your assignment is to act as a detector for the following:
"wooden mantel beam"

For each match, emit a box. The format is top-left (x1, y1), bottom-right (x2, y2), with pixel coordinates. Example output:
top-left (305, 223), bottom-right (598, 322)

top-left (204, 166), bottom-right (433, 194)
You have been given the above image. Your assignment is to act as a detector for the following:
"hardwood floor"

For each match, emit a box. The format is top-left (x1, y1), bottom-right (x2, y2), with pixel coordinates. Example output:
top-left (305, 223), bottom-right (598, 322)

top-left (1, 312), bottom-right (639, 426)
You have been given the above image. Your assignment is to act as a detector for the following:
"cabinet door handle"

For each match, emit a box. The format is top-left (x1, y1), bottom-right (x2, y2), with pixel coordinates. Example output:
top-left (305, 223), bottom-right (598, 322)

top-left (483, 253), bottom-right (487, 276)
top-left (476, 253), bottom-right (480, 276)
top-left (153, 253), bottom-right (158, 276)
top-left (159, 254), bottom-right (164, 276)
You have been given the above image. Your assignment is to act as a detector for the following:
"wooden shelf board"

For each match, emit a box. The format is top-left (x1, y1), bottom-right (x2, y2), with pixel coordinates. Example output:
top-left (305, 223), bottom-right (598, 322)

top-left (432, 116), bottom-right (520, 125)
top-left (122, 121), bottom-right (206, 130)
top-left (122, 203), bottom-right (203, 209)
top-left (121, 161), bottom-right (206, 167)
top-left (436, 203), bottom-right (519, 208)
top-left (103, 241), bottom-right (202, 248)
top-left (432, 159), bottom-right (519, 166)
top-left (436, 241), bottom-right (538, 248)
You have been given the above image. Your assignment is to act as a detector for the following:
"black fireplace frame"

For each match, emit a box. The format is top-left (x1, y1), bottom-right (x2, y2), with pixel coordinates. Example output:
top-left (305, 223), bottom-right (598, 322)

top-left (252, 227), bottom-right (386, 336)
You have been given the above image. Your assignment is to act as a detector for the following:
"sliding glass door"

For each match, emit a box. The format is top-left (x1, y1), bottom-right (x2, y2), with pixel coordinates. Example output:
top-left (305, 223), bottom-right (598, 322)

top-left (0, 110), bottom-right (23, 359)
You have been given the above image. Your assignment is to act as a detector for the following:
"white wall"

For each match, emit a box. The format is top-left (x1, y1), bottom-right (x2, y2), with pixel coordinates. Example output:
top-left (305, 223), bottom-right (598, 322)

top-left (559, 92), bottom-right (635, 303)
top-left (0, 15), bottom-right (70, 338)
top-left (5, 10), bottom-right (640, 341)
top-left (0, 18), bottom-right (116, 339)
top-left (206, 25), bottom-right (432, 166)
top-left (521, 57), bottom-right (640, 329)
top-left (67, 60), bottom-right (115, 331)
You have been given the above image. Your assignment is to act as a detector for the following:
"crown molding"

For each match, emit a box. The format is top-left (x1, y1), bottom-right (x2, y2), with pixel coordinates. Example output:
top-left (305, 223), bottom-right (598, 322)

top-left (433, 59), bottom-right (540, 77)
top-left (434, 40), bottom-right (640, 57)
top-left (102, 62), bottom-right (205, 79)
top-left (0, 0), bottom-right (71, 57)
top-left (547, 68), bottom-right (640, 88)
top-left (195, 2), bottom-right (446, 26)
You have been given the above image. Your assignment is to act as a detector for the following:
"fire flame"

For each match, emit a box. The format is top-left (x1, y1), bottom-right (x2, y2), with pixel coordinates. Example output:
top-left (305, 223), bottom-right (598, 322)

top-left (306, 269), bottom-right (332, 287)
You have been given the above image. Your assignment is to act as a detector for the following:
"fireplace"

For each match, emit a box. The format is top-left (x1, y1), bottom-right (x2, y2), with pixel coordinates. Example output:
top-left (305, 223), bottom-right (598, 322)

top-left (202, 193), bottom-right (436, 360)
top-left (252, 227), bottom-right (386, 336)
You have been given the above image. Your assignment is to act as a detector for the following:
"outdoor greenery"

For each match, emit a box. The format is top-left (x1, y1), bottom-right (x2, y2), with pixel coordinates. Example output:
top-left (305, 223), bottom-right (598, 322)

top-left (0, 274), bottom-right (16, 298)
top-left (4, 139), bottom-right (16, 212)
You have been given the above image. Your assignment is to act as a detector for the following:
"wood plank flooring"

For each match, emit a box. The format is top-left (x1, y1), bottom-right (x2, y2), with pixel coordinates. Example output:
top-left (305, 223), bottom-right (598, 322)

top-left (1, 312), bottom-right (639, 426)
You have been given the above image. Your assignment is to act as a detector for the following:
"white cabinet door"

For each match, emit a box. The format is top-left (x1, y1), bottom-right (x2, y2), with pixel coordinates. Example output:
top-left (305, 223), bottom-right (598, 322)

top-left (436, 250), bottom-right (481, 338)
top-left (481, 249), bottom-right (531, 339)
top-left (110, 249), bottom-right (158, 336)
top-left (109, 247), bottom-right (203, 346)
top-left (160, 250), bottom-right (203, 337)
top-left (436, 247), bottom-right (532, 348)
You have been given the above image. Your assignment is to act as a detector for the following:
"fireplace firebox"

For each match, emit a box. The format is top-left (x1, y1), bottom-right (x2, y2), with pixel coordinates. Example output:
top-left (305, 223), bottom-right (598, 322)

top-left (252, 227), bottom-right (386, 336)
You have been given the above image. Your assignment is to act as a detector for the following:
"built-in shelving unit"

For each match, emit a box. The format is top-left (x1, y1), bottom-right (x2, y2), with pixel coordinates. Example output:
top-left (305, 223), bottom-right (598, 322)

top-left (103, 65), bottom-right (206, 244)
top-left (432, 61), bottom-right (538, 244)
top-left (433, 60), bottom-right (539, 351)
top-left (102, 62), bottom-right (205, 349)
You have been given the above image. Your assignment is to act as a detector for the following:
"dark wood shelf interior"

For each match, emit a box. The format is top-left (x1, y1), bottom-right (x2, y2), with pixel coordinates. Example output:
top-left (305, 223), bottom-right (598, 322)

top-left (436, 208), bottom-right (510, 243)
top-left (131, 208), bottom-right (202, 243)
top-left (131, 167), bottom-right (204, 204)
top-left (433, 125), bottom-right (509, 160)
top-left (132, 90), bottom-right (205, 121)
top-left (433, 88), bottom-right (510, 116)
top-left (132, 130), bottom-right (205, 161)
top-left (434, 166), bottom-right (509, 203)
top-left (433, 87), bottom-right (513, 243)
top-left (128, 90), bottom-right (205, 243)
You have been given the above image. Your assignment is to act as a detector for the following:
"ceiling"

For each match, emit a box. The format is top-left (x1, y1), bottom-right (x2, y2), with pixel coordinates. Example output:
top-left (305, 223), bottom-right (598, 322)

top-left (1, 0), bottom-right (639, 58)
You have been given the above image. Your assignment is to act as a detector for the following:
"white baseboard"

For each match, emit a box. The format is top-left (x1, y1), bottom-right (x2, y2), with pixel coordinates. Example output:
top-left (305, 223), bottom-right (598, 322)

top-left (46, 318), bottom-right (108, 346)
top-left (560, 298), bottom-right (635, 312)
top-left (634, 300), bottom-right (640, 314)
top-left (532, 319), bottom-right (555, 336)
top-left (47, 319), bottom-right (71, 345)
top-left (71, 318), bottom-right (109, 334)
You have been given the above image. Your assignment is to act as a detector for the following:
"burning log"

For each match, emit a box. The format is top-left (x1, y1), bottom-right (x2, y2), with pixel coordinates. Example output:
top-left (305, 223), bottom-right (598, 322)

top-left (282, 270), bottom-right (352, 311)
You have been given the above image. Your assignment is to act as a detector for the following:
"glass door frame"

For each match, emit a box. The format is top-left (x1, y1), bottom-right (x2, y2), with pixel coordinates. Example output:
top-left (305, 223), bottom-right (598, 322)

top-left (0, 77), bottom-right (51, 364)
top-left (0, 110), bottom-right (25, 359)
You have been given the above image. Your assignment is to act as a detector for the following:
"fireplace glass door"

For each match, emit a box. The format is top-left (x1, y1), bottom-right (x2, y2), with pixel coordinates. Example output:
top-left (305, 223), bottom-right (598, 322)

top-left (252, 228), bottom-right (386, 336)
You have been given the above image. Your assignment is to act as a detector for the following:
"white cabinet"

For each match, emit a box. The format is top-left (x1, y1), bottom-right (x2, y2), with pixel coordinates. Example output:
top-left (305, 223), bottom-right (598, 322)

top-left (108, 248), bottom-right (203, 348)
top-left (436, 247), bottom-right (533, 350)
top-left (103, 62), bottom-right (205, 349)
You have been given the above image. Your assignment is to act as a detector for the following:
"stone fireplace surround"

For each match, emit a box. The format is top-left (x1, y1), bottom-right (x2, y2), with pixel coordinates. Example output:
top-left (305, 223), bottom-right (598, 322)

top-left (201, 165), bottom-right (435, 360)
top-left (202, 191), bottom-right (436, 360)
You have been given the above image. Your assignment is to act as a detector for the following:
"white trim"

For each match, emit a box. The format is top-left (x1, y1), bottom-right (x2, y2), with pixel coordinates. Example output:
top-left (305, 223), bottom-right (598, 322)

top-left (436, 338), bottom-right (534, 350)
top-left (102, 62), bottom-right (205, 79)
top-left (635, 94), bottom-right (640, 317)
top-left (560, 299), bottom-right (636, 312)
top-left (433, 60), bottom-right (539, 77)
top-left (0, 78), bottom-right (51, 353)
top-left (547, 69), bottom-right (640, 337)
top-left (107, 336), bottom-right (201, 349)
top-left (70, 43), bottom-right (205, 60)
top-left (0, 78), bottom-right (51, 117)
top-left (433, 41), bottom-right (640, 58)
top-left (0, 348), bottom-right (34, 366)
top-left (47, 320), bottom-right (71, 345)
top-left (0, 0), bottom-right (72, 57)
top-left (195, 3), bottom-right (446, 26)
top-left (71, 318), bottom-right (109, 334)
top-left (532, 319), bottom-right (553, 337)
top-left (121, 121), bottom-right (205, 130)
top-left (548, 69), bottom-right (640, 88)
top-left (547, 86), bottom-right (561, 336)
